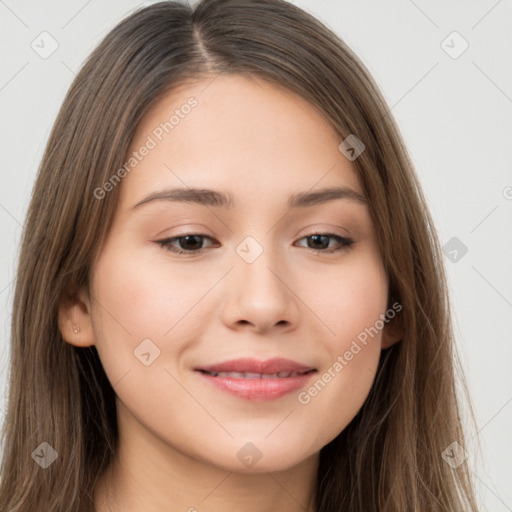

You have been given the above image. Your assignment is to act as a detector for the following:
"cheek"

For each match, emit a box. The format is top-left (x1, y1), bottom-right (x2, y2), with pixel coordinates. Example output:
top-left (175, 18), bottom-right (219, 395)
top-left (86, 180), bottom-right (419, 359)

top-left (88, 246), bottom-right (213, 438)
top-left (304, 250), bottom-right (388, 353)
top-left (90, 242), bottom-right (218, 341)
top-left (295, 256), bottom-right (387, 443)
top-left (88, 244), bottom-right (209, 383)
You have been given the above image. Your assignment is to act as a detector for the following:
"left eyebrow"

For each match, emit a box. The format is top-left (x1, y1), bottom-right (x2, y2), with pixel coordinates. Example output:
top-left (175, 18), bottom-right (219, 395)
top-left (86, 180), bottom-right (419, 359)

top-left (130, 185), bottom-right (366, 211)
top-left (288, 186), bottom-right (366, 208)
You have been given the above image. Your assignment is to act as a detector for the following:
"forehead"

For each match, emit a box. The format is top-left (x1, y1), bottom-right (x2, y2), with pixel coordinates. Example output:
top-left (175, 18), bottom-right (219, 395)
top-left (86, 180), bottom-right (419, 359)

top-left (118, 74), bottom-right (362, 212)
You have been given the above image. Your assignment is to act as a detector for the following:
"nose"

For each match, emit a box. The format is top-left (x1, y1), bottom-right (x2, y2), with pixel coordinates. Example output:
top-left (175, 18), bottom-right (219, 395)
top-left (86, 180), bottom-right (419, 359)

top-left (221, 242), bottom-right (300, 335)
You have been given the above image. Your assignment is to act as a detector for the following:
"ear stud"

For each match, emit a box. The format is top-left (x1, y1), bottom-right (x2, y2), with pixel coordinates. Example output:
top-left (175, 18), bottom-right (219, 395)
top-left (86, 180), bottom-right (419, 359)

top-left (72, 324), bottom-right (80, 334)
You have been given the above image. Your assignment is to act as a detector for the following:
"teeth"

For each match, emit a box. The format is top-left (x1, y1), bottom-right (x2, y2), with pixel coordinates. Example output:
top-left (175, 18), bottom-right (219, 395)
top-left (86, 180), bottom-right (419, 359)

top-left (244, 372), bottom-right (261, 379)
top-left (204, 370), bottom-right (303, 378)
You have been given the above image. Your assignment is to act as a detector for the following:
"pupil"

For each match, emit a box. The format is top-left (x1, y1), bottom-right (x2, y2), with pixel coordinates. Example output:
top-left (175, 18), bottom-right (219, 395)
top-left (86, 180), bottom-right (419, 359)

top-left (181, 235), bottom-right (202, 251)
top-left (309, 235), bottom-right (328, 249)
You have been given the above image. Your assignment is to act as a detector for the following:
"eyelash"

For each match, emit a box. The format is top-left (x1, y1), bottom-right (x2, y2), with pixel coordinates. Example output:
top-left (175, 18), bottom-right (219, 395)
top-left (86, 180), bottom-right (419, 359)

top-left (155, 232), bottom-right (355, 256)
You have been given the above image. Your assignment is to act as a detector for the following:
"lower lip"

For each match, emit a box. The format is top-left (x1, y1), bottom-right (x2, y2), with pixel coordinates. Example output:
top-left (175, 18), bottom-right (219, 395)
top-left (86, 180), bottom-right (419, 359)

top-left (196, 371), bottom-right (316, 401)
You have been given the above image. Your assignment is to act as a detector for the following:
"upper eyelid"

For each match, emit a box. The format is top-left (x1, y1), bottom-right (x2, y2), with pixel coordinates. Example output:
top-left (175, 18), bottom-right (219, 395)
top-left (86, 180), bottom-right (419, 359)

top-left (158, 232), bottom-right (351, 242)
top-left (157, 223), bottom-right (353, 240)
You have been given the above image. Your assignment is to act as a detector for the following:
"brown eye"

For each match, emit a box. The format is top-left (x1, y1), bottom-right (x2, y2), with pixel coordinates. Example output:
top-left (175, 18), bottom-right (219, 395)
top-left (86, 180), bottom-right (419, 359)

top-left (156, 234), bottom-right (218, 255)
top-left (295, 233), bottom-right (354, 253)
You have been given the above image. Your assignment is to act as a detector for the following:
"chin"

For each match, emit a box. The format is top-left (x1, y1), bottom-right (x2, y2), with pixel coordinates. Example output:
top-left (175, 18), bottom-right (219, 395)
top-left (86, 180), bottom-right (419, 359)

top-left (200, 435), bottom-right (320, 474)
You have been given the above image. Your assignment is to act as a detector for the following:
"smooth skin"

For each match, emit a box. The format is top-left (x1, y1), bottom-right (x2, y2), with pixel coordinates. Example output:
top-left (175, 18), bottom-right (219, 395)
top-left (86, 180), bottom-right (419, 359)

top-left (59, 73), bottom-right (401, 512)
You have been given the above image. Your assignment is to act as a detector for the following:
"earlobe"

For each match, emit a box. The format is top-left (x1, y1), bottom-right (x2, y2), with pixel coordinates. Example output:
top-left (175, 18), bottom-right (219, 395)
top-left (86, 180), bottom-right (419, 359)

top-left (381, 316), bottom-right (403, 349)
top-left (58, 288), bottom-right (96, 347)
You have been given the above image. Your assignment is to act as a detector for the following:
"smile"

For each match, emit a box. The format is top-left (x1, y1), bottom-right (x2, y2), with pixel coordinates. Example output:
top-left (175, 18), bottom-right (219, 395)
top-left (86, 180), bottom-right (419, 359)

top-left (194, 358), bottom-right (317, 401)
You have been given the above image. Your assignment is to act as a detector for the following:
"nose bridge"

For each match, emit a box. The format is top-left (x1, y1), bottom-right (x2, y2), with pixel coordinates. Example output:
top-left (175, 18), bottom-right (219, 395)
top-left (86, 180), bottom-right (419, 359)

top-left (234, 234), bottom-right (286, 296)
top-left (222, 233), bottom-right (298, 331)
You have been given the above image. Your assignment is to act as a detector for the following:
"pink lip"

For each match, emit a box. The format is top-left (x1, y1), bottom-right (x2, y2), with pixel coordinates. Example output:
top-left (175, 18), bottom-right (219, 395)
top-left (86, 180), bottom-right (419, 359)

top-left (195, 357), bottom-right (316, 401)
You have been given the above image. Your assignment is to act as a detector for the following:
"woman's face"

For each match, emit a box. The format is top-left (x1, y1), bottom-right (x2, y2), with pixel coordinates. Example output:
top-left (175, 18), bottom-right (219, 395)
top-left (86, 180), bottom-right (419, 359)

top-left (83, 74), bottom-right (395, 473)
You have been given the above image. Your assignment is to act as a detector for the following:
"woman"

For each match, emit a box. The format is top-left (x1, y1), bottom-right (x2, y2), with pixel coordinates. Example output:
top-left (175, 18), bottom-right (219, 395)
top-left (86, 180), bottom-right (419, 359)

top-left (0, 0), bottom-right (479, 510)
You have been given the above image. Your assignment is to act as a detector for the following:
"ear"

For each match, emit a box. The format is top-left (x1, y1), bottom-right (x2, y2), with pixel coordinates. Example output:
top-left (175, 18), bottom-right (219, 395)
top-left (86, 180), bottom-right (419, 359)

top-left (58, 287), bottom-right (96, 347)
top-left (381, 310), bottom-right (403, 350)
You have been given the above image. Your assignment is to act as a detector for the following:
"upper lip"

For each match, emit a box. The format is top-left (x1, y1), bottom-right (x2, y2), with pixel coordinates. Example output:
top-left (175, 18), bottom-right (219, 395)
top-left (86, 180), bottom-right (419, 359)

top-left (195, 357), bottom-right (315, 374)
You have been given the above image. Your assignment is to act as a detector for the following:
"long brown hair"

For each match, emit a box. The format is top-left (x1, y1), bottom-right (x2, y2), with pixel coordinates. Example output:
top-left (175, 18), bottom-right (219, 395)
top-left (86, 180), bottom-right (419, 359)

top-left (0, 1), bottom-right (480, 510)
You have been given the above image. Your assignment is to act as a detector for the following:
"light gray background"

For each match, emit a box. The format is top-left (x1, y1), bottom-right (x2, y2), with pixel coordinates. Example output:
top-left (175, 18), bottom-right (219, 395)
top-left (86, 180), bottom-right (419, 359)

top-left (1, 0), bottom-right (511, 509)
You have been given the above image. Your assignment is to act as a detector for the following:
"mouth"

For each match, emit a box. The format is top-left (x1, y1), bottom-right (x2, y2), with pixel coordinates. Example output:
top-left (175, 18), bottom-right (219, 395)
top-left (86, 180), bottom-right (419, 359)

top-left (198, 369), bottom-right (315, 379)
top-left (194, 358), bottom-right (317, 401)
